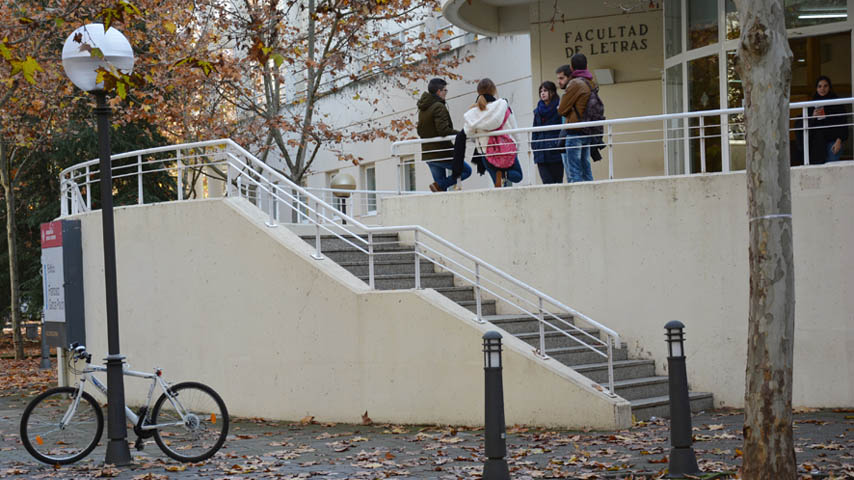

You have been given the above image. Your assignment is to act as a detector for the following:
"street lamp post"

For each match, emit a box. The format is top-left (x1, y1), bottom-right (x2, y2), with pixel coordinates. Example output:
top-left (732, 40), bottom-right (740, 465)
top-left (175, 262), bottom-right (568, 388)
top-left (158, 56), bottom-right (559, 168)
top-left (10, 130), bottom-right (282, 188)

top-left (61, 24), bottom-right (135, 466)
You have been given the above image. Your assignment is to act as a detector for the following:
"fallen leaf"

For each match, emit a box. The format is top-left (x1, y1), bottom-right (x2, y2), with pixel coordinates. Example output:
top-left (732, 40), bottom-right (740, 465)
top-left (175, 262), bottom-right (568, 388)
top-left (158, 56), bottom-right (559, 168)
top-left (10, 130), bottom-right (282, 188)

top-left (361, 410), bottom-right (373, 425)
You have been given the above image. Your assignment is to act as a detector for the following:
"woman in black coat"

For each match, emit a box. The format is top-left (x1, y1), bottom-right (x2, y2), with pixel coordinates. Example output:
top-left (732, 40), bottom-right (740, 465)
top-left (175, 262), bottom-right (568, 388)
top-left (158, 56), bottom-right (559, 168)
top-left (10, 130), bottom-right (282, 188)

top-left (807, 76), bottom-right (849, 164)
top-left (532, 81), bottom-right (565, 184)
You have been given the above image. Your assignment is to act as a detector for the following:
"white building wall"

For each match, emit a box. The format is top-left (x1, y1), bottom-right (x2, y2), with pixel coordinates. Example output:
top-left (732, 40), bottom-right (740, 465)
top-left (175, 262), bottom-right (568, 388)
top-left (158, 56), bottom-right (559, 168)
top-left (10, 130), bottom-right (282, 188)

top-left (381, 163), bottom-right (854, 409)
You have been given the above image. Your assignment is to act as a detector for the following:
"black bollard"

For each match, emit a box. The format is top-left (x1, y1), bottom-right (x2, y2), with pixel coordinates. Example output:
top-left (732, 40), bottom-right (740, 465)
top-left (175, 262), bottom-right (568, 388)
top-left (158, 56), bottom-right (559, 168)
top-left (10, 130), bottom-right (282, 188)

top-left (665, 321), bottom-right (699, 477)
top-left (482, 331), bottom-right (510, 480)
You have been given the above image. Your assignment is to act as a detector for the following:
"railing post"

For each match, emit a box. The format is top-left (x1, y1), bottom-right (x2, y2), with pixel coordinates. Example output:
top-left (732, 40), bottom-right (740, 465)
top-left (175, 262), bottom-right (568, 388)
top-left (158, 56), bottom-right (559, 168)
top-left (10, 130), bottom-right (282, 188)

top-left (176, 150), bottom-right (183, 201)
top-left (537, 297), bottom-right (546, 357)
top-left (312, 202), bottom-right (324, 260)
top-left (475, 263), bottom-right (483, 323)
top-left (802, 106), bottom-right (810, 165)
top-left (368, 232), bottom-right (375, 289)
top-left (85, 165), bottom-right (92, 210)
top-left (720, 113), bottom-right (731, 172)
top-left (137, 154), bottom-right (143, 204)
top-left (607, 335), bottom-right (616, 396)
top-left (699, 115), bottom-right (706, 173)
top-left (225, 160), bottom-right (234, 197)
top-left (414, 230), bottom-right (421, 289)
top-left (60, 178), bottom-right (68, 216)
top-left (607, 124), bottom-right (614, 179)
top-left (265, 182), bottom-right (278, 228)
top-left (683, 118), bottom-right (691, 174)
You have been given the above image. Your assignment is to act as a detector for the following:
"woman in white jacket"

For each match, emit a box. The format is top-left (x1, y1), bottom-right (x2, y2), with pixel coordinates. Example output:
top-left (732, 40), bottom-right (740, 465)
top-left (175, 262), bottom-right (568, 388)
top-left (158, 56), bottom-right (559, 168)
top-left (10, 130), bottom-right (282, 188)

top-left (463, 78), bottom-right (524, 187)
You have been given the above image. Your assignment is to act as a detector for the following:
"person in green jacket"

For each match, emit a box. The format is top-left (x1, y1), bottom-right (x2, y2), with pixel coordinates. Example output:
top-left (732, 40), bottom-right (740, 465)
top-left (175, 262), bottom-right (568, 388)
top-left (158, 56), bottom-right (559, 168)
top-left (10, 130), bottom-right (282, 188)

top-left (417, 78), bottom-right (471, 192)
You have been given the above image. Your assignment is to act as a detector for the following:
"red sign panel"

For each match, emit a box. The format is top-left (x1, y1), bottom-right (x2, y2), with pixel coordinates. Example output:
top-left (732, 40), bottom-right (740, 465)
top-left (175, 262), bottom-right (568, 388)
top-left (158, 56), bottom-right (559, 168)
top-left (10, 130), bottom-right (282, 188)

top-left (41, 221), bottom-right (63, 248)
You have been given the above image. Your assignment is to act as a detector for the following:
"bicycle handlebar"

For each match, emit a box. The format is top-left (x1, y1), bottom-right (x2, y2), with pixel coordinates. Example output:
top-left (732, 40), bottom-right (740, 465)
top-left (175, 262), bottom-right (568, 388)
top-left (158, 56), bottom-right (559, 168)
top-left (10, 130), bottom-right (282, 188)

top-left (68, 343), bottom-right (92, 363)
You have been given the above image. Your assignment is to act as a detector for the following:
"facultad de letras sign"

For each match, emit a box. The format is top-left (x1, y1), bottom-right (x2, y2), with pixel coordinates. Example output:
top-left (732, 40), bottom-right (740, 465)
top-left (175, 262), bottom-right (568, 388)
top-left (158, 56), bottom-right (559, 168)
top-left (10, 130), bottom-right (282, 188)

top-left (564, 23), bottom-right (650, 57)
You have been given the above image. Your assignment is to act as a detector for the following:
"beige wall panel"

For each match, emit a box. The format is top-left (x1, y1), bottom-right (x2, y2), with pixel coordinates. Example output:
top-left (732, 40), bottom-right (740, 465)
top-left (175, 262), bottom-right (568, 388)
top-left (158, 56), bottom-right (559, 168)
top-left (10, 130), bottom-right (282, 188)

top-left (70, 198), bottom-right (629, 428)
top-left (382, 164), bottom-right (854, 408)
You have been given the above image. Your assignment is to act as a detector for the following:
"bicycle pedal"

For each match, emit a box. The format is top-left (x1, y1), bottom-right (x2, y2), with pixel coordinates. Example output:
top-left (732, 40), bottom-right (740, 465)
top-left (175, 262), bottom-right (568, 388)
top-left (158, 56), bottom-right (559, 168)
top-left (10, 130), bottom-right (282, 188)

top-left (134, 437), bottom-right (145, 451)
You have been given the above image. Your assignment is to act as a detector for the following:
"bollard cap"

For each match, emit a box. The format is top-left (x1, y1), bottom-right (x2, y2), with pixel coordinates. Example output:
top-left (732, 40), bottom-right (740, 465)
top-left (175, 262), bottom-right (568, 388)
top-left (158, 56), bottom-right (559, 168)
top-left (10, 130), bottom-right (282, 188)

top-left (483, 331), bottom-right (503, 341)
top-left (664, 320), bottom-right (685, 330)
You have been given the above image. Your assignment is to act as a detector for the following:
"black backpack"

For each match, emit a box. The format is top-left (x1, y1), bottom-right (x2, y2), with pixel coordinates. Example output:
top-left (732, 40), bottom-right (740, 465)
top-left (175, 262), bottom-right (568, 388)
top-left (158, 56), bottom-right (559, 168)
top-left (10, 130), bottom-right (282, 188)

top-left (573, 79), bottom-right (605, 136)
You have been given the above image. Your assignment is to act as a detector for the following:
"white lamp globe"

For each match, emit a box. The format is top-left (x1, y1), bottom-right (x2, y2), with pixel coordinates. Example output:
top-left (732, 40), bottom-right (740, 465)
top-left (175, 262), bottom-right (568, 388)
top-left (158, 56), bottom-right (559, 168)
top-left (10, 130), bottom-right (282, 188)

top-left (62, 24), bottom-right (134, 92)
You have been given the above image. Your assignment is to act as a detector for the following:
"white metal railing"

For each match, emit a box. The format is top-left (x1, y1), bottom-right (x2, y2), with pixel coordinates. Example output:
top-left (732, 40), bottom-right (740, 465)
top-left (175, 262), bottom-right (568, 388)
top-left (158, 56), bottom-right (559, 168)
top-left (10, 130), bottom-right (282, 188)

top-left (59, 138), bottom-right (621, 396)
top-left (390, 96), bottom-right (854, 189)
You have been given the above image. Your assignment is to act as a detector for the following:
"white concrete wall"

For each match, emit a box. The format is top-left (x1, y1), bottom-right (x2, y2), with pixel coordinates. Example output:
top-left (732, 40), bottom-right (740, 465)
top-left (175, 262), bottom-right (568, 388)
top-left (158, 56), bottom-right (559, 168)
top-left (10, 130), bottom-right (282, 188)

top-left (381, 163), bottom-right (854, 408)
top-left (69, 198), bottom-right (629, 428)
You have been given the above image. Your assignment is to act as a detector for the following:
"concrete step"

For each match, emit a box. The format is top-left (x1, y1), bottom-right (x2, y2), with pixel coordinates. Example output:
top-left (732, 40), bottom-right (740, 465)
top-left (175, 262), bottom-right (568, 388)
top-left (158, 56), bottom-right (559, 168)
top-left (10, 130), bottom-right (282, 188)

top-left (630, 392), bottom-right (715, 421)
top-left (515, 329), bottom-right (603, 350)
top-left (300, 232), bottom-right (398, 250)
top-left (340, 259), bottom-right (434, 276)
top-left (482, 313), bottom-right (575, 335)
top-left (433, 286), bottom-right (477, 302)
top-left (546, 344), bottom-right (629, 366)
top-left (456, 300), bottom-right (497, 316)
top-left (323, 248), bottom-right (416, 263)
top-left (361, 273), bottom-right (456, 289)
top-left (609, 376), bottom-right (669, 401)
top-left (301, 234), bottom-right (402, 251)
top-left (570, 359), bottom-right (657, 384)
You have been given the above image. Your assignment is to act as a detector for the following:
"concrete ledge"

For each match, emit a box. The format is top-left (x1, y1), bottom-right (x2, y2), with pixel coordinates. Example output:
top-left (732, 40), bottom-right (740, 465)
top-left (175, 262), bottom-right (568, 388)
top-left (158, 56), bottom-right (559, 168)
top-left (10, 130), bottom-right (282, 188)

top-left (381, 163), bottom-right (854, 409)
top-left (69, 197), bottom-right (630, 429)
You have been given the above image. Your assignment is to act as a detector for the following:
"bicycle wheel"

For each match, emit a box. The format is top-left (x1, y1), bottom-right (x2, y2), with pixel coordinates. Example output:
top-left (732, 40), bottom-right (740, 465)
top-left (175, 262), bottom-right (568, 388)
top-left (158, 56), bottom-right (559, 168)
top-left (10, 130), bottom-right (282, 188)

top-left (150, 382), bottom-right (229, 462)
top-left (20, 387), bottom-right (104, 465)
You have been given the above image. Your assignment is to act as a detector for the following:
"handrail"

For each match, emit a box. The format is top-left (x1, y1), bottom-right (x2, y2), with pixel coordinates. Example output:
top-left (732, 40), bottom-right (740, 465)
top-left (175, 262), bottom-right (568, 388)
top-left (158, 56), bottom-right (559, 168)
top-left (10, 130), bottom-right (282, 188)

top-left (390, 96), bottom-right (854, 151)
top-left (386, 96), bottom-right (854, 185)
top-left (59, 138), bottom-right (622, 396)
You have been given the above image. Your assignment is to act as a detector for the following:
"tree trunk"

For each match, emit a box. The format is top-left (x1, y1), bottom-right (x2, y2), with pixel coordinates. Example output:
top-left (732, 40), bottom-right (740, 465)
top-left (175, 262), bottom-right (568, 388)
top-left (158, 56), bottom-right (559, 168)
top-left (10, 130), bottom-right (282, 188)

top-left (734, 1), bottom-right (796, 478)
top-left (0, 141), bottom-right (25, 360)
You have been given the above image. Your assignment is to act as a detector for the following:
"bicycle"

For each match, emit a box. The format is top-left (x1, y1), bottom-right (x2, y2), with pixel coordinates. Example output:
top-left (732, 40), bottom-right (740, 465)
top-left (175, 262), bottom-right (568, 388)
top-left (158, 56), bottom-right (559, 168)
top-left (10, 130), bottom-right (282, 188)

top-left (19, 344), bottom-right (229, 465)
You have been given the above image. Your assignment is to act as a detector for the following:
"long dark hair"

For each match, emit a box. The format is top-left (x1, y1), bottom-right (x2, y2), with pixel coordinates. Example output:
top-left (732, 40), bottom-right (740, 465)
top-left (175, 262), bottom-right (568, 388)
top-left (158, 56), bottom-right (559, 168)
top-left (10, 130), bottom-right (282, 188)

top-left (814, 75), bottom-right (834, 99)
top-left (539, 81), bottom-right (558, 103)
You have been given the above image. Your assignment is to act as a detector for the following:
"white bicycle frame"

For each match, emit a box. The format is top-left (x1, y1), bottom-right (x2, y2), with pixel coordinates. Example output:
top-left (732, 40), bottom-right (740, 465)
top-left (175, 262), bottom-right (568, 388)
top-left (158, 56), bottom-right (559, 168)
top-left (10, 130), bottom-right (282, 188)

top-left (63, 361), bottom-right (190, 432)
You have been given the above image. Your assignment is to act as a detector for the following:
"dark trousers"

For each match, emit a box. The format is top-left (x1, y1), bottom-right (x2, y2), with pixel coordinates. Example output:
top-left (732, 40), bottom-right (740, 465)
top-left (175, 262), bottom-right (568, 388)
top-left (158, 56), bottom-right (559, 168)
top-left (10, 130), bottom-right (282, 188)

top-left (537, 162), bottom-right (564, 184)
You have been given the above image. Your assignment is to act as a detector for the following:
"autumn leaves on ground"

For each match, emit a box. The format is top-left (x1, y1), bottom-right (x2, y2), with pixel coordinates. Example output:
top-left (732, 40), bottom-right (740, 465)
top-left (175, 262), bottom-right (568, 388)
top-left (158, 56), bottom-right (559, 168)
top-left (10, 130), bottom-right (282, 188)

top-left (0, 335), bottom-right (851, 479)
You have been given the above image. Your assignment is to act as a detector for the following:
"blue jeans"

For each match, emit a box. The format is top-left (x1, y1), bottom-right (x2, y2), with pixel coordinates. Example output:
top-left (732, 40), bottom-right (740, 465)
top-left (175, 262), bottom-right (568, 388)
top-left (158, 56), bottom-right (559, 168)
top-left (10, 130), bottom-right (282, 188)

top-left (564, 134), bottom-right (592, 182)
top-left (484, 156), bottom-right (523, 187)
top-left (427, 160), bottom-right (472, 190)
top-left (825, 141), bottom-right (842, 162)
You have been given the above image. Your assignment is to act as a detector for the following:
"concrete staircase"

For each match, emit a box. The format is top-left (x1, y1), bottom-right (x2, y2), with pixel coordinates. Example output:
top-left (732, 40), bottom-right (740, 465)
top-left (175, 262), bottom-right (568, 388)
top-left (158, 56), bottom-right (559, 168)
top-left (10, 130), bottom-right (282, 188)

top-left (302, 232), bottom-right (713, 420)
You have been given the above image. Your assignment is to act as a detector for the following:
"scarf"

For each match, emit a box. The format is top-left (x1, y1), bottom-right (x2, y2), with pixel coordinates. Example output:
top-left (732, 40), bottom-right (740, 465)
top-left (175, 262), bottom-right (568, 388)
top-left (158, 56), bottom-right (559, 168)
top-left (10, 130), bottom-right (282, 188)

top-left (571, 69), bottom-right (594, 80)
top-left (481, 93), bottom-right (496, 103)
top-left (536, 98), bottom-right (559, 118)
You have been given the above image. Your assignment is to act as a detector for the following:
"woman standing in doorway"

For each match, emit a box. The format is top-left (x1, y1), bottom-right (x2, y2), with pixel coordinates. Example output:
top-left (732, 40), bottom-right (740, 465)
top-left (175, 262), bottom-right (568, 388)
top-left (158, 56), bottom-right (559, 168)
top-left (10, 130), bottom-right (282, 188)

top-left (807, 75), bottom-right (849, 164)
top-left (531, 81), bottom-right (565, 184)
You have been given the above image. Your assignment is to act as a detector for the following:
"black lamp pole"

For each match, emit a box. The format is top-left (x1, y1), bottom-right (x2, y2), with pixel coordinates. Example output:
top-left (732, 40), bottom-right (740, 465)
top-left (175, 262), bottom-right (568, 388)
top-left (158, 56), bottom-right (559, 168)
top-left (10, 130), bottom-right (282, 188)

top-left (95, 91), bottom-right (132, 466)
top-left (482, 331), bottom-right (510, 480)
top-left (665, 320), bottom-right (699, 477)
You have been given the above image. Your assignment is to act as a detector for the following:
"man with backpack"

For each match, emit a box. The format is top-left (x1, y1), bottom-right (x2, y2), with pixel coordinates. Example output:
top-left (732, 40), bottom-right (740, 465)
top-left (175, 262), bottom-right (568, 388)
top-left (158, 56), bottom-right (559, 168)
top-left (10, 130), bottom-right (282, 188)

top-left (556, 54), bottom-right (602, 183)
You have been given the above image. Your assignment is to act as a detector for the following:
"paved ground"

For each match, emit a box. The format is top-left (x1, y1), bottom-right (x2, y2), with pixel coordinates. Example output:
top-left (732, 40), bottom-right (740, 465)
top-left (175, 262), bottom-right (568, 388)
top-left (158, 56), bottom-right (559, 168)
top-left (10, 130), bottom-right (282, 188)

top-left (0, 390), bottom-right (851, 480)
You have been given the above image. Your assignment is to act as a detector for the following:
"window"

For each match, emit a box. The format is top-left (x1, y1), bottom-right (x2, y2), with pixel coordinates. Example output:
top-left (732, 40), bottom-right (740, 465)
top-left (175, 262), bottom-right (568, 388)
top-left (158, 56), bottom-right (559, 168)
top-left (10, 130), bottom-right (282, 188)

top-left (665, 65), bottom-right (685, 175)
top-left (665, 0), bottom-right (682, 58)
top-left (725, 0), bottom-right (739, 40)
top-left (785, 0), bottom-right (847, 29)
top-left (401, 158), bottom-right (416, 191)
top-left (688, 0), bottom-right (718, 50)
top-left (688, 54), bottom-right (721, 172)
top-left (364, 165), bottom-right (377, 213)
